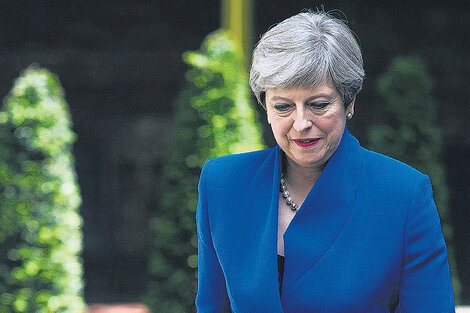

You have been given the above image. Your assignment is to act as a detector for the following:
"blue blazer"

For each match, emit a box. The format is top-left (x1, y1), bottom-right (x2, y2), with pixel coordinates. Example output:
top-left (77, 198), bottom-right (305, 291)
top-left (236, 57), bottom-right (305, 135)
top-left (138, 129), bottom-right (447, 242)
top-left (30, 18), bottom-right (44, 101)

top-left (196, 129), bottom-right (455, 313)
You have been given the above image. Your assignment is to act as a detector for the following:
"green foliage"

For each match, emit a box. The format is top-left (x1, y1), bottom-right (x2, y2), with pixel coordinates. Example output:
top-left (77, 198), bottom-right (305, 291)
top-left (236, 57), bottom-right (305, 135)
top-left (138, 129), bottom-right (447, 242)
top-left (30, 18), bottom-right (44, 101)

top-left (367, 55), bottom-right (460, 299)
top-left (145, 30), bottom-right (264, 312)
top-left (0, 67), bottom-right (85, 312)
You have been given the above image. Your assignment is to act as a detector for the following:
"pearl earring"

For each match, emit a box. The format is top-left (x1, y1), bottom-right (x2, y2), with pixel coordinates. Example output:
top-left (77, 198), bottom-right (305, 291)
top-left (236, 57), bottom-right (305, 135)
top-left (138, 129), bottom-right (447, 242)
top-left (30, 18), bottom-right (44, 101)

top-left (346, 112), bottom-right (353, 120)
top-left (267, 119), bottom-right (271, 125)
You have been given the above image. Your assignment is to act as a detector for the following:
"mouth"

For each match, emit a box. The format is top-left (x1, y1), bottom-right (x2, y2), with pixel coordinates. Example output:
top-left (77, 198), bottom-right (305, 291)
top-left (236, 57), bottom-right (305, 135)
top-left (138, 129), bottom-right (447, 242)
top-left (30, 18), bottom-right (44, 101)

top-left (293, 138), bottom-right (320, 147)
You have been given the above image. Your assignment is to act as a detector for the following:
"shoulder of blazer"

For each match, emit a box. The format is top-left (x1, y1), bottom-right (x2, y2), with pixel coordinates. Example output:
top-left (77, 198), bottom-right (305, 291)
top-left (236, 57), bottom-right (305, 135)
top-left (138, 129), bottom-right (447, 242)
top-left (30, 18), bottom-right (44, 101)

top-left (361, 147), bottom-right (426, 180)
top-left (359, 146), bottom-right (433, 206)
top-left (202, 146), bottom-right (277, 184)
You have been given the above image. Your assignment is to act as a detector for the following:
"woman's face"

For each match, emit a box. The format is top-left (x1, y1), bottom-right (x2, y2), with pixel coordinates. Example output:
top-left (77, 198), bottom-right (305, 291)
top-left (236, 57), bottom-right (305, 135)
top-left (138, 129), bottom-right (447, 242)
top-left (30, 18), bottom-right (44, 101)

top-left (265, 83), bottom-right (354, 170)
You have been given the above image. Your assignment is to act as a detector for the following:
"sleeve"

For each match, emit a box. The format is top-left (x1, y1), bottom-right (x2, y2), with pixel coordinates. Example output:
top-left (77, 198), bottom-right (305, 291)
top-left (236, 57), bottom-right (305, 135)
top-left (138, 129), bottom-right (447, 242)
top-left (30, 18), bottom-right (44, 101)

top-left (195, 160), bottom-right (231, 312)
top-left (398, 174), bottom-right (455, 312)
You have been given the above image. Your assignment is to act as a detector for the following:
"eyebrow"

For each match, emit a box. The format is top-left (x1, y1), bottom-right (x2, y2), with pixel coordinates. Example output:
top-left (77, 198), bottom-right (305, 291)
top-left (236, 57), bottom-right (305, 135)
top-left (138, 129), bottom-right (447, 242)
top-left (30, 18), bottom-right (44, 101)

top-left (269, 96), bottom-right (292, 102)
top-left (269, 94), bottom-right (335, 102)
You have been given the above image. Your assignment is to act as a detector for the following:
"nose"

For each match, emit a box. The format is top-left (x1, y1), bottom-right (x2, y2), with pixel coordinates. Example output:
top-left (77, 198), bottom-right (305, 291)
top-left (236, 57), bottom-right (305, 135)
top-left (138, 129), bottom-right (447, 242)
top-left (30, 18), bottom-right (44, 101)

top-left (292, 107), bottom-right (312, 132)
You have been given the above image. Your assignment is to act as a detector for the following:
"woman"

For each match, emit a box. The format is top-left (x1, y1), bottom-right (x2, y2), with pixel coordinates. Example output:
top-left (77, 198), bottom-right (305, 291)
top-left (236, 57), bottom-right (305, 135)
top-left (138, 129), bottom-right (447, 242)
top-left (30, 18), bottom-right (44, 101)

top-left (195, 10), bottom-right (455, 313)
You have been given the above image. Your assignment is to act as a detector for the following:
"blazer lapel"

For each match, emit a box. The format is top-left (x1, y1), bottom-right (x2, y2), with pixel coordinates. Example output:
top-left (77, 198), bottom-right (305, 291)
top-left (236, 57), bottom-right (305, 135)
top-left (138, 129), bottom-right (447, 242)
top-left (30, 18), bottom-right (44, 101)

top-left (228, 146), bottom-right (285, 312)
top-left (281, 129), bottom-right (365, 295)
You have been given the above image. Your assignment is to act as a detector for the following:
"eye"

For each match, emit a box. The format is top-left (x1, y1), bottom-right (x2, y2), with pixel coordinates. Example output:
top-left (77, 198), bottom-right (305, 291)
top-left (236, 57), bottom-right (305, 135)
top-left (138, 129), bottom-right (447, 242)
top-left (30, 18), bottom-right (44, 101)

top-left (274, 103), bottom-right (292, 111)
top-left (308, 102), bottom-right (329, 109)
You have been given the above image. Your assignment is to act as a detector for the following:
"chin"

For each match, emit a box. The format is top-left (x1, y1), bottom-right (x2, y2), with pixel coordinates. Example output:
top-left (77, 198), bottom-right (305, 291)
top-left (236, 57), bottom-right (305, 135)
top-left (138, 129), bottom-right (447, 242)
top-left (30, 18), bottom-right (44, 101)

top-left (292, 157), bottom-right (326, 168)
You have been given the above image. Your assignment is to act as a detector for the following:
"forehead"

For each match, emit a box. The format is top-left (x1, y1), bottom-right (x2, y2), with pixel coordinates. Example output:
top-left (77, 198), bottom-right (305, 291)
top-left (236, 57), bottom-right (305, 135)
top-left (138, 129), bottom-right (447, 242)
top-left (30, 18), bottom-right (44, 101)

top-left (266, 83), bottom-right (339, 101)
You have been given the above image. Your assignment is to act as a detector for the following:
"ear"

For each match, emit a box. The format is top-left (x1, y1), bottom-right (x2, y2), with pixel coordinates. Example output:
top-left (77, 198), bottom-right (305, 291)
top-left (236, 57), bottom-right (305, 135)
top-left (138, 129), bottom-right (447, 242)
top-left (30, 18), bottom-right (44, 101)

top-left (347, 98), bottom-right (355, 115)
top-left (263, 90), bottom-right (271, 124)
top-left (266, 109), bottom-right (271, 124)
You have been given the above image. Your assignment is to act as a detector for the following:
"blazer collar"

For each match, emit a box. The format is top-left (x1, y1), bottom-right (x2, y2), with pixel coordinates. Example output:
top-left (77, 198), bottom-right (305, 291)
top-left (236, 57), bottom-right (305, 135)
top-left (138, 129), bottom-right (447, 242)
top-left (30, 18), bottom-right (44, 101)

top-left (281, 128), bottom-right (364, 296)
top-left (229, 128), bottom-right (363, 312)
top-left (229, 145), bottom-right (283, 312)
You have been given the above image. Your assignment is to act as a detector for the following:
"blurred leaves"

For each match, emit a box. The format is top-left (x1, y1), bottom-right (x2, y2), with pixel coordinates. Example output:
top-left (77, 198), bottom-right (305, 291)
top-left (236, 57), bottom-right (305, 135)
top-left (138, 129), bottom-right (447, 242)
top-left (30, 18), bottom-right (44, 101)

top-left (368, 55), bottom-right (460, 299)
top-left (0, 67), bottom-right (85, 312)
top-left (145, 30), bottom-right (264, 312)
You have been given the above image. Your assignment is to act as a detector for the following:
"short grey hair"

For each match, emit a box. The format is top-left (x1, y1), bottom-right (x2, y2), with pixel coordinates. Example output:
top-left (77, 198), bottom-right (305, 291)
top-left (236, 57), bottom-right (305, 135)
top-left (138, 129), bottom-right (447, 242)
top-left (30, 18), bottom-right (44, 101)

top-left (249, 10), bottom-right (365, 108)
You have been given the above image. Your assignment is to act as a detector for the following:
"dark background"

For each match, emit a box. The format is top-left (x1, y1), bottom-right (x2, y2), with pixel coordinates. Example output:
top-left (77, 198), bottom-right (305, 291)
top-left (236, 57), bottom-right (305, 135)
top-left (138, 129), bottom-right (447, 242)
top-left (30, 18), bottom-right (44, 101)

top-left (0, 0), bottom-right (469, 304)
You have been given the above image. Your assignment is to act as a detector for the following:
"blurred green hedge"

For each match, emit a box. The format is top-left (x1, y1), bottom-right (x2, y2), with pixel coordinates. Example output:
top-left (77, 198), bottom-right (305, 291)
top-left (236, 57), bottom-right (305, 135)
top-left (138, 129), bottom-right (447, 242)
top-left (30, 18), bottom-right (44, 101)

top-left (0, 67), bottom-right (85, 312)
top-left (145, 30), bottom-right (264, 312)
top-left (368, 55), bottom-right (460, 300)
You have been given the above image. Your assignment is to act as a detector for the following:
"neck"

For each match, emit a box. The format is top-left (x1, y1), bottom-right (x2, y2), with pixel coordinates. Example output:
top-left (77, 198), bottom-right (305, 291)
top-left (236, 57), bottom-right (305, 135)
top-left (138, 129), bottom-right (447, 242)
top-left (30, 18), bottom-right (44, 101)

top-left (282, 155), bottom-right (325, 196)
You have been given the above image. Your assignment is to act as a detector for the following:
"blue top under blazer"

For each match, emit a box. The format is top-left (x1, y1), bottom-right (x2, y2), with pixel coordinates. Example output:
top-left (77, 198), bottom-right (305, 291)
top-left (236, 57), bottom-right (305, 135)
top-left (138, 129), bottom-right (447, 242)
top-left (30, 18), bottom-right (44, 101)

top-left (196, 129), bottom-right (455, 313)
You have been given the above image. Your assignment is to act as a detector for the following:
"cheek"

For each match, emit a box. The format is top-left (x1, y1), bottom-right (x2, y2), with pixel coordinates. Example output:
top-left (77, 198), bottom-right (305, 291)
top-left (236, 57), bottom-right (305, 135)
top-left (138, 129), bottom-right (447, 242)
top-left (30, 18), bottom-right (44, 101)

top-left (317, 112), bottom-right (346, 133)
top-left (270, 122), bottom-right (284, 137)
top-left (270, 121), bottom-right (292, 144)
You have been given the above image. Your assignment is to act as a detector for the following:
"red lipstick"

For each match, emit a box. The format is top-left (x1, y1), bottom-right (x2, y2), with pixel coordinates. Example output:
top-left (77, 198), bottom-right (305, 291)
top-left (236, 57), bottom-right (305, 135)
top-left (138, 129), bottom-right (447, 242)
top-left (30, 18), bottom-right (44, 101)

top-left (293, 138), bottom-right (320, 147)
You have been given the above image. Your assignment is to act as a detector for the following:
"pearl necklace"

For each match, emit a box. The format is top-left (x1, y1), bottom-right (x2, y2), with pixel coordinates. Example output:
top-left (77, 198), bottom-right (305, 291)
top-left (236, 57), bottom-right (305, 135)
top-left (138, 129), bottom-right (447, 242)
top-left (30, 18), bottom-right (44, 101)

top-left (280, 173), bottom-right (300, 211)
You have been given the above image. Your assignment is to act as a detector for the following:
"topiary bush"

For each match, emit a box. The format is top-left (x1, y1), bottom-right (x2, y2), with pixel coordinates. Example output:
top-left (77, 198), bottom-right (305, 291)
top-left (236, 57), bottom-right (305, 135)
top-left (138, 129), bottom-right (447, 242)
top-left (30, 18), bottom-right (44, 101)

top-left (145, 30), bottom-right (264, 313)
top-left (0, 67), bottom-right (85, 312)
top-left (367, 55), bottom-right (460, 299)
